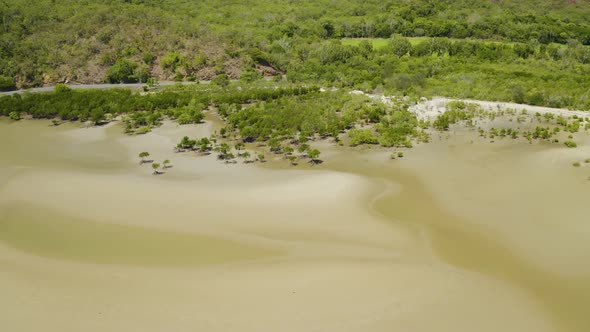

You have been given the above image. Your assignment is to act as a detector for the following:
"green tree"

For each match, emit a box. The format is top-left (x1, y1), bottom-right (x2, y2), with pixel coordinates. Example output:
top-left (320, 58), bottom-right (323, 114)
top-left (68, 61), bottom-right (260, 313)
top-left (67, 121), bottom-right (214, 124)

top-left (106, 59), bottom-right (139, 83)
top-left (212, 74), bottom-right (230, 88)
top-left (239, 68), bottom-right (262, 83)
top-left (139, 151), bottom-right (150, 164)
top-left (152, 163), bottom-right (161, 174)
top-left (564, 141), bottom-right (577, 148)
top-left (54, 83), bottom-right (72, 94)
top-left (163, 159), bottom-right (171, 168)
top-left (298, 144), bottom-right (310, 154)
top-left (307, 148), bottom-right (321, 164)
top-left (283, 146), bottom-right (294, 156)
top-left (389, 35), bottom-right (412, 58)
top-left (177, 113), bottom-right (192, 124)
top-left (0, 76), bottom-right (16, 91)
top-left (8, 111), bottom-right (20, 121)
top-left (143, 52), bottom-right (156, 65)
top-left (91, 109), bottom-right (105, 125)
top-left (178, 136), bottom-right (196, 150)
top-left (198, 137), bottom-right (211, 152)
top-left (161, 52), bottom-right (186, 74)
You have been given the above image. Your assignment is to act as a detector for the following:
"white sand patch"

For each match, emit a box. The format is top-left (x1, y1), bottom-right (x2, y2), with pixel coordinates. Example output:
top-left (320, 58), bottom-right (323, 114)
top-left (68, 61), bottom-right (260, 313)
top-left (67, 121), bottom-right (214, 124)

top-left (408, 97), bottom-right (590, 121)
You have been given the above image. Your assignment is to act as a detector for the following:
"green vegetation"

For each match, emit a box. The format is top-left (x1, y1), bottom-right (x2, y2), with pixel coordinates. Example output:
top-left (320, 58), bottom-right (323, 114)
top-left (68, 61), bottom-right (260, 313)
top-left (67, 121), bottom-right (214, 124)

top-left (212, 74), bottom-right (230, 88)
top-left (564, 141), bottom-right (578, 148)
top-left (105, 59), bottom-right (145, 83)
top-left (151, 163), bottom-right (161, 175)
top-left (349, 129), bottom-right (378, 146)
top-left (342, 39), bottom-right (390, 49)
top-left (289, 37), bottom-right (590, 110)
top-left (138, 151), bottom-right (150, 164)
top-left (307, 149), bottom-right (322, 165)
top-left (0, 83), bottom-right (318, 128)
top-left (218, 89), bottom-right (421, 161)
top-left (572, 162), bottom-right (581, 167)
top-left (0, 76), bottom-right (16, 91)
top-left (3, 0), bottom-right (590, 105)
top-left (8, 111), bottom-right (20, 121)
top-left (224, 89), bottom-right (358, 142)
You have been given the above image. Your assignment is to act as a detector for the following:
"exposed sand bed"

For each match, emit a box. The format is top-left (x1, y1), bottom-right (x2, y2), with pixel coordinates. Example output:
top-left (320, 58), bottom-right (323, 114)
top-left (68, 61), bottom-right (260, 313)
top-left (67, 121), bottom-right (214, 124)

top-left (409, 96), bottom-right (590, 121)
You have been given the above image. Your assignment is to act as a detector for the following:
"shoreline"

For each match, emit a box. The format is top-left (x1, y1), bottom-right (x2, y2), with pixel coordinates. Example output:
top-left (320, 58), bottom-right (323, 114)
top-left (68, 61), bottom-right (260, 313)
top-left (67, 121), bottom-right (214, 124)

top-left (409, 96), bottom-right (590, 120)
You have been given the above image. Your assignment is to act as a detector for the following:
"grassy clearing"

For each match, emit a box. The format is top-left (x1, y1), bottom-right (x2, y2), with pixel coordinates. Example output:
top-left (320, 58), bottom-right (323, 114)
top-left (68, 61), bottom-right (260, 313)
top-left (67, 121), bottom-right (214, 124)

top-left (341, 38), bottom-right (390, 48)
top-left (341, 37), bottom-right (516, 49)
top-left (340, 37), bottom-right (582, 49)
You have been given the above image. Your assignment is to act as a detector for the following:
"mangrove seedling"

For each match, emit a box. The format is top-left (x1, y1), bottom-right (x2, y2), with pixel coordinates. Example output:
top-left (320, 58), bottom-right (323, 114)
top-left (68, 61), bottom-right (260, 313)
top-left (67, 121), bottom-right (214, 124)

top-left (139, 151), bottom-right (150, 164)
top-left (152, 163), bottom-right (161, 174)
top-left (308, 148), bottom-right (322, 165)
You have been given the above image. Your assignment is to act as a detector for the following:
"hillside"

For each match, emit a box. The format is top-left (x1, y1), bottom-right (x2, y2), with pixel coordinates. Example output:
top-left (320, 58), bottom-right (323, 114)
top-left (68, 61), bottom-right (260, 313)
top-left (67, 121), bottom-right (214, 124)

top-left (1, 0), bottom-right (590, 91)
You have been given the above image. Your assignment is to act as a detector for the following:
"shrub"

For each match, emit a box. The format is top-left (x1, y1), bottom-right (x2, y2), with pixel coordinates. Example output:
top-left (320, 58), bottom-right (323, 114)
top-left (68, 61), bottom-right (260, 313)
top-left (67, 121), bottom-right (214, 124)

top-left (143, 52), bottom-right (156, 65)
top-left (9, 111), bottom-right (20, 120)
top-left (348, 128), bottom-right (378, 146)
top-left (106, 59), bottom-right (139, 83)
top-left (212, 74), bottom-right (230, 87)
top-left (564, 141), bottom-right (577, 148)
top-left (135, 126), bottom-right (152, 135)
top-left (161, 52), bottom-right (185, 73)
top-left (54, 83), bottom-right (72, 93)
top-left (0, 76), bottom-right (16, 91)
top-left (240, 69), bottom-right (262, 83)
top-left (176, 113), bottom-right (192, 124)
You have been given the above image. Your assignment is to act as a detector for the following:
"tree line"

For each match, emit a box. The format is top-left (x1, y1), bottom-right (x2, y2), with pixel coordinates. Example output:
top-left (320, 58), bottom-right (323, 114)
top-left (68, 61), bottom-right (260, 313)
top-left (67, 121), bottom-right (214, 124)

top-left (0, 83), bottom-right (319, 126)
top-left (2, 0), bottom-right (590, 88)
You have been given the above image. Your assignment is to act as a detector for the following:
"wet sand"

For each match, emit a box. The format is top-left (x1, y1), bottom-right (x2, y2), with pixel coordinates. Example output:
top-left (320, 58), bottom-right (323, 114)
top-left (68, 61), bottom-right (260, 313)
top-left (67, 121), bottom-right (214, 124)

top-left (1, 116), bottom-right (589, 331)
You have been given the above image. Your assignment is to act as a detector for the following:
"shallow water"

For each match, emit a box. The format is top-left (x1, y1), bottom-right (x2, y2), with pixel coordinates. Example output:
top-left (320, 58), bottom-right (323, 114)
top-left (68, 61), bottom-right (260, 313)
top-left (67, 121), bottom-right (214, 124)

top-left (326, 132), bottom-right (590, 332)
top-left (1, 118), bottom-right (589, 331)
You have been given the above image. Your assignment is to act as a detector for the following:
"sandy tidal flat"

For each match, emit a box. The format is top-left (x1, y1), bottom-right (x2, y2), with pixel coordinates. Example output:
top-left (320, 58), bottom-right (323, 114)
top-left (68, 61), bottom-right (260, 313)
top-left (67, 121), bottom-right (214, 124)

top-left (1, 118), bottom-right (588, 332)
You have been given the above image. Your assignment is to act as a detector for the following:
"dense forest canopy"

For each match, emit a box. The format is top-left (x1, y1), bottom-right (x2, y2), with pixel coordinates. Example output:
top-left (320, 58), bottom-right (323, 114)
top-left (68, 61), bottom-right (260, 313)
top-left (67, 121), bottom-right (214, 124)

top-left (1, 0), bottom-right (590, 89)
top-left (2, 0), bottom-right (590, 159)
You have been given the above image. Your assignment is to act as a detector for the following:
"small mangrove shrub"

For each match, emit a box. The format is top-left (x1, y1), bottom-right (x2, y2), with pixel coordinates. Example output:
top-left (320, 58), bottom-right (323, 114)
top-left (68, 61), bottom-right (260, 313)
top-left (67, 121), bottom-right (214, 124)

top-left (9, 111), bottom-right (20, 120)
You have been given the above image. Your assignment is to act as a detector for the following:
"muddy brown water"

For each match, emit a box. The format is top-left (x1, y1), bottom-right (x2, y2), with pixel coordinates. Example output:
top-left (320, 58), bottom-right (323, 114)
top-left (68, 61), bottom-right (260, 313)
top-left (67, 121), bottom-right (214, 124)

top-left (1, 117), bottom-right (589, 331)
